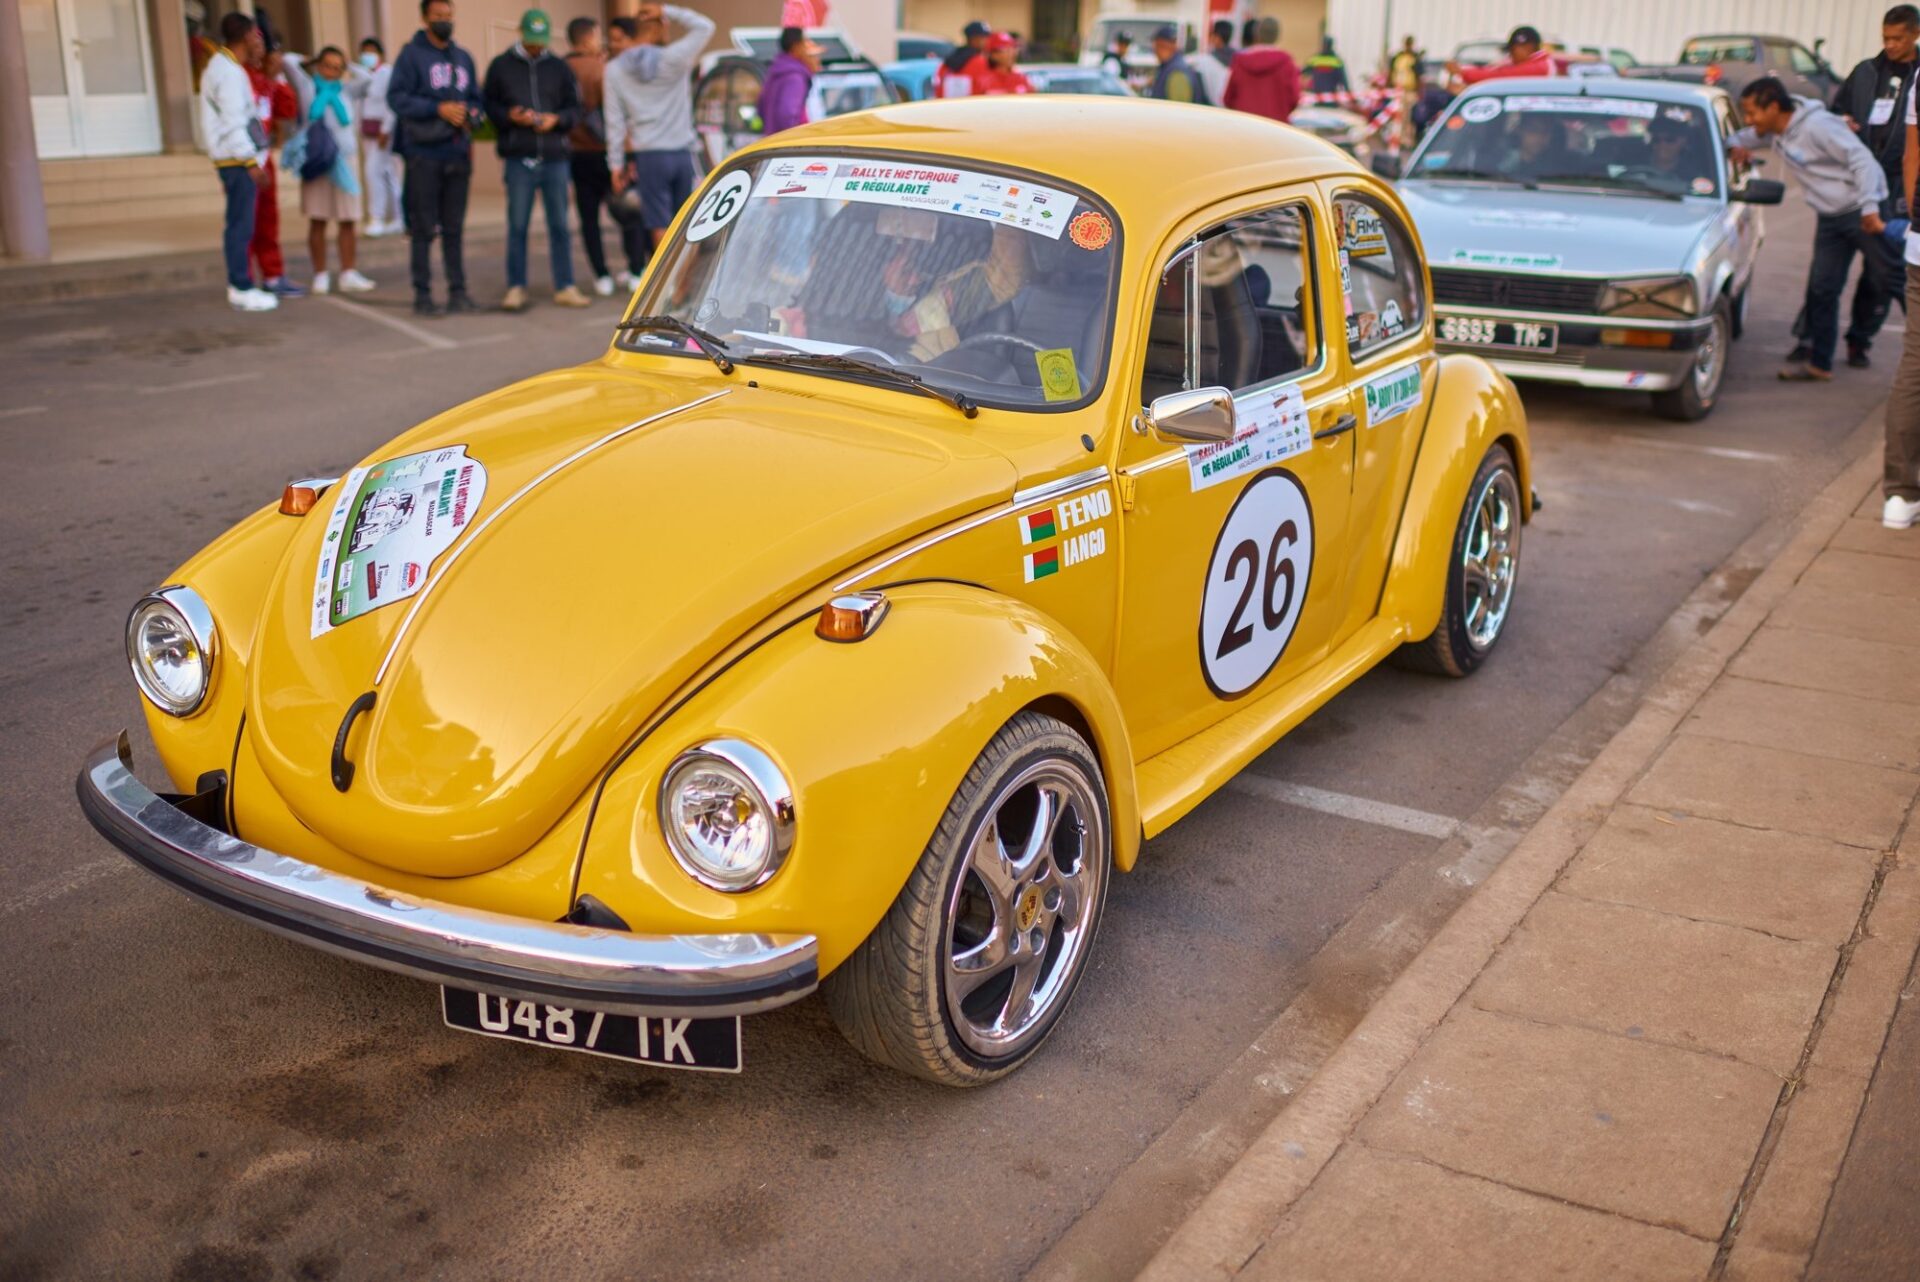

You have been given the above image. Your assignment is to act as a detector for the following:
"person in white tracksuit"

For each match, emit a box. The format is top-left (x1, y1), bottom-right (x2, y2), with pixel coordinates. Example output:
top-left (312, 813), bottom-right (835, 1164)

top-left (358, 37), bottom-right (405, 236)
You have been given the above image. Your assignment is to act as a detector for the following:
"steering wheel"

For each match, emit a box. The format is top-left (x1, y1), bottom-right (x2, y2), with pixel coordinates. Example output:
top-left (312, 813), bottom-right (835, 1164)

top-left (930, 332), bottom-right (1086, 394)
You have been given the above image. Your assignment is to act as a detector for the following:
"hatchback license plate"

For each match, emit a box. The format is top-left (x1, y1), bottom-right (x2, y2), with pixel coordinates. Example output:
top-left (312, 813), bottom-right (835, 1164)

top-left (1438, 315), bottom-right (1559, 352)
top-left (441, 988), bottom-right (742, 1073)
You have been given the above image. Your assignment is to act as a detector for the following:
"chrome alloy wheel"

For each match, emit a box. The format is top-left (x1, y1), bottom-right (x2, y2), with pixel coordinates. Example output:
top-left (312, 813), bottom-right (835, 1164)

top-left (1693, 308), bottom-right (1728, 401)
top-left (1461, 465), bottom-right (1522, 652)
top-left (943, 758), bottom-right (1107, 1059)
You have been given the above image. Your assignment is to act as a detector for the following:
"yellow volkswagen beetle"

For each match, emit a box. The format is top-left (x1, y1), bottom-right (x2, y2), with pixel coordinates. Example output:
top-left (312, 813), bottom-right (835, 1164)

top-left (78, 99), bottom-right (1531, 1086)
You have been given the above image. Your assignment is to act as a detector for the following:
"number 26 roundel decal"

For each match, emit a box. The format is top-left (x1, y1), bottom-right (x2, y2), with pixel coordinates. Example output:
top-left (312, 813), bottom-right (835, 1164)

top-left (1199, 469), bottom-right (1313, 698)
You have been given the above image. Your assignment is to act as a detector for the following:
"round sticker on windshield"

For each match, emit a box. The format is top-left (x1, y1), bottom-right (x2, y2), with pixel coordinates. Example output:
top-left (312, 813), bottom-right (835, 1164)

top-left (1691, 176), bottom-right (1715, 195)
top-left (1458, 97), bottom-right (1503, 124)
top-left (685, 170), bottom-right (753, 243)
top-left (1068, 210), bottom-right (1113, 251)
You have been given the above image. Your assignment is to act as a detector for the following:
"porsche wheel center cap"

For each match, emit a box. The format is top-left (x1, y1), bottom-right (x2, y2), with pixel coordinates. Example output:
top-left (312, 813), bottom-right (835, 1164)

top-left (1016, 884), bottom-right (1043, 933)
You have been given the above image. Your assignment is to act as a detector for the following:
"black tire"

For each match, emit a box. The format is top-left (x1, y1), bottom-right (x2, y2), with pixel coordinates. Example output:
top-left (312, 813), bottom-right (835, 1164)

top-left (1728, 285), bottom-right (1748, 340)
top-left (824, 711), bottom-right (1111, 1086)
top-left (1652, 296), bottom-right (1731, 421)
top-left (1393, 443), bottom-right (1522, 678)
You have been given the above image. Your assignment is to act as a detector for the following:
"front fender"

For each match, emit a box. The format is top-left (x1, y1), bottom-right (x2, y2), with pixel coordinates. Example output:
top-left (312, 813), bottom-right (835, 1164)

top-left (1378, 354), bottom-right (1532, 643)
top-left (573, 582), bottom-right (1139, 975)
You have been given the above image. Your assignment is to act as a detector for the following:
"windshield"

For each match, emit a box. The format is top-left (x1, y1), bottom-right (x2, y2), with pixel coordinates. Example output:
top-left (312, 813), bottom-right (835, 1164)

top-left (623, 153), bottom-right (1120, 409)
top-left (1414, 94), bottom-right (1720, 198)
top-left (1682, 39), bottom-right (1755, 65)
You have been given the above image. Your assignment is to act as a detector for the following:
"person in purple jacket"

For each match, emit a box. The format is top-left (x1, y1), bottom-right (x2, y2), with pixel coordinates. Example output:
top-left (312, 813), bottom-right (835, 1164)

top-left (758, 27), bottom-right (820, 136)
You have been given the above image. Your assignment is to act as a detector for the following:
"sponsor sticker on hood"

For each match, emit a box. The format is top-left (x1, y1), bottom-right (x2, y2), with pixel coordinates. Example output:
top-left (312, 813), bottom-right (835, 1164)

top-left (311, 445), bottom-right (488, 637)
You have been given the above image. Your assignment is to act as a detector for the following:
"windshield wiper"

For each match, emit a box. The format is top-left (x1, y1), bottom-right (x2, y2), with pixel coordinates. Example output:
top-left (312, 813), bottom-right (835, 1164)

top-left (1531, 173), bottom-right (1684, 201)
top-left (614, 314), bottom-right (735, 373)
top-left (743, 352), bottom-right (979, 419)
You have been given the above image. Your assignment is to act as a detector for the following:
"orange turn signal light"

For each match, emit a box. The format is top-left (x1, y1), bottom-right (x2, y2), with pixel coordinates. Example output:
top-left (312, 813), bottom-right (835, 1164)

top-left (280, 484), bottom-right (319, 515)
top-left (1601, 328), bottom-right (1675, 349)
top-left (816, 592), bottom-right (890, 643)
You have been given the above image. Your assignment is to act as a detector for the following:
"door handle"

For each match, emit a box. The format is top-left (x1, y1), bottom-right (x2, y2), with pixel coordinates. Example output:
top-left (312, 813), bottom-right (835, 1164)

top-left (1313, 413), bottom-right (1357, 441)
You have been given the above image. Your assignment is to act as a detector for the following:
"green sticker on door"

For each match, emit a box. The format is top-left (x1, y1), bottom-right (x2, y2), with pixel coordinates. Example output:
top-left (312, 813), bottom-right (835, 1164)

top-left (1363, 362), bottom-right (1423, 427)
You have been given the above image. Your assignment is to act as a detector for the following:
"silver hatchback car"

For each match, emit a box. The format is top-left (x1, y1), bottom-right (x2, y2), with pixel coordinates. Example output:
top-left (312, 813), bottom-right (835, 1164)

top-left (1377, 77), bottom-right (1784, 420)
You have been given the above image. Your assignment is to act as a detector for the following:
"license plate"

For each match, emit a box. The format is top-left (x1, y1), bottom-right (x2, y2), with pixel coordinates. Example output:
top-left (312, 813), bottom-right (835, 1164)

top-left (441, 988), bottom-right (742, 1073)
top-left (1438, 315), bottom-right (1559, 352)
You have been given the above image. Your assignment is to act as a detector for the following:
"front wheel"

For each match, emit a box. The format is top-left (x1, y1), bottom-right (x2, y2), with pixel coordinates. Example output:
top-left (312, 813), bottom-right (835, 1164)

top-left (1393, 444), bottom-right (1522, 677)
top-left (1652, 297), bottom-right (1731, 421)
top-left (824, 712), bottom-right (1110, 1086)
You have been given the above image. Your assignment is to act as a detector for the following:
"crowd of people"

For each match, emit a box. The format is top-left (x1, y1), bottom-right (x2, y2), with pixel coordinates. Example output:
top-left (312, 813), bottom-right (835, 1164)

top-left (198, 0), bottom-right (831, 315)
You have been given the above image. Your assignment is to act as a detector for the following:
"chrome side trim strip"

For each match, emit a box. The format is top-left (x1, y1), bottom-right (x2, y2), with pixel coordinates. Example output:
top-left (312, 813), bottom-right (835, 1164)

top-left (76, 733), bottom-right (818, 1017)
top-left (374, 390), bottom-right (732, 684)
top-left (834, 466), bottom-right (1113, 592)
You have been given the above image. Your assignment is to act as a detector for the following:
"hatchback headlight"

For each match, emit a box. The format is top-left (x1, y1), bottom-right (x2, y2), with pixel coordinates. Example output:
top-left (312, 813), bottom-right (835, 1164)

top-left (1600, 276), bottom-right (1697, 318)
top-left (658, 740), bottom-right (795, 892)
top-left (126, 587), bottom-right (217, 717)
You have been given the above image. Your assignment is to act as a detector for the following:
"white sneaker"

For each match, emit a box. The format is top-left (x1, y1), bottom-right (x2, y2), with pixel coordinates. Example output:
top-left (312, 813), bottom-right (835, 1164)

top-left (616, 270), bottom-right (636, 289)
top-left (337, 268), bottom-right (376, 292)
top-left (594, 274), bottom-right (615, 297)
top-left (228, 285), bottom-right (278, 312)
top-left (311, 271), bottom-right (331, 295)
top-left (1885, 495), bottom-right (1920, 529)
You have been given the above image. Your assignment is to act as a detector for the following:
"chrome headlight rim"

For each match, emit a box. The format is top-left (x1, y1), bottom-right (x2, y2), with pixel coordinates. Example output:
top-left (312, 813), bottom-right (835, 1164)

top-left (126, 585), bottom-right (217, 717)
top-left (1600, 275), bottom-right (1697, 319)
top-left (657, 739), bottom-right (796, 893)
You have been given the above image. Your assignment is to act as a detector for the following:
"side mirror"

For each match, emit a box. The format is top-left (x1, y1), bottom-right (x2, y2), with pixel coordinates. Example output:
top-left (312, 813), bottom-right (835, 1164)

top-left (1731, 178), bottom-right (1785, 205)
top-left (1370, 151), bottom-right (1403, 180)
top-left (1144, 386), bottom-right (1236, 443)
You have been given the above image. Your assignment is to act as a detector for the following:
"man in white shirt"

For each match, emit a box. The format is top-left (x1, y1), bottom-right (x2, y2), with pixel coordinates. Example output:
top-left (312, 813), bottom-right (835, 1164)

top-left (1886, 82), bottom-right (1920, 527)
top-left (199, 11), bottom-right (277, 311)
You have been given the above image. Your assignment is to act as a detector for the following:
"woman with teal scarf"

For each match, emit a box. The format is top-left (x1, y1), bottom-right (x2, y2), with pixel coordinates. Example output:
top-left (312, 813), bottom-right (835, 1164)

top-left (284, 47), bottom-right (376, 294)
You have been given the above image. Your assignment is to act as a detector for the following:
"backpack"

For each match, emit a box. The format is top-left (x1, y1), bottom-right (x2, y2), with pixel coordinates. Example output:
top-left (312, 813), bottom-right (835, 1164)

top-left (292, 117), bottom-right (337, 181)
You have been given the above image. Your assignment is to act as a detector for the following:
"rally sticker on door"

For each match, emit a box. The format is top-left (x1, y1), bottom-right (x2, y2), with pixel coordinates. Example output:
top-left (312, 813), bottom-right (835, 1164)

top-left (311, 445), bottom-right (487, 637)
top-left (1186, 381), bottom-right (1310, 492)
top-left (1199, 470), bottom-right (1314, 698)
top-left (1363, 362), bottom-right (1423, 427)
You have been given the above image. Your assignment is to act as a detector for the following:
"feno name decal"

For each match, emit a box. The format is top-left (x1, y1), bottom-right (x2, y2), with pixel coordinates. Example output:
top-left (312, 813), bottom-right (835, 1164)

top-left (1200, 470), bottom-right (1313, 698)
top-left (1364, 362), bottom-right (1423, 427)
top-left (1017, 487), bottom-right (1111, 581)
top-left (311, 445), bottom-right (487, 638)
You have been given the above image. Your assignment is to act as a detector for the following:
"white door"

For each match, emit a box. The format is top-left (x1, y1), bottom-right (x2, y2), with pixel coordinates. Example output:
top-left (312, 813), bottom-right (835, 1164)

top-left (23, 0), bottom-right (162, 159)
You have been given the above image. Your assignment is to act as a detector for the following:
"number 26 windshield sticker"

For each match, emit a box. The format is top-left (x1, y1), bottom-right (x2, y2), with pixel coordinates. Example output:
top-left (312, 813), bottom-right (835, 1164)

top-left (1200, 470), bottom-right (1314, 698)
top-left (685, 170), bottom-right (753, 242)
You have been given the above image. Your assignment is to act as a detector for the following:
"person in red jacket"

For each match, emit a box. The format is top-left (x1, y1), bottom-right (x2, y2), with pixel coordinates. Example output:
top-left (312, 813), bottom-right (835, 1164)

top-left (246, 39), bottom-right (304, 296)
top-left (973, 32), bottom-right (1034, 95)
top-left (1223, 16), bottom-right (1299, 122)
top-left (1452, 26), bottom-right (1567, 84)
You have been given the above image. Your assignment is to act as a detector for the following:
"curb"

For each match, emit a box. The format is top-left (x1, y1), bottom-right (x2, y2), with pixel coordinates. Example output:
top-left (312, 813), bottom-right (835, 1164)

top-left (1137, 424), bottom-right (1903, 1280)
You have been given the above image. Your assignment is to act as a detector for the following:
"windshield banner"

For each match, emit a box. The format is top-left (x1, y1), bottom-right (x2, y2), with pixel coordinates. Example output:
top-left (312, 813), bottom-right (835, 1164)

top-left (750, 156), bottom-right (1076, 240)
top-left (1501, 95), bottom-right (1657, 119)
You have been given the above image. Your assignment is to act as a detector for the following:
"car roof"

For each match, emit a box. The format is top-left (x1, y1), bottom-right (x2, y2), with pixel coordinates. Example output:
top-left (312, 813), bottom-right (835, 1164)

top-left (1456, 75), bottom-right (1727, 107)
top-left (736, 97), bottom-right (1360, 211)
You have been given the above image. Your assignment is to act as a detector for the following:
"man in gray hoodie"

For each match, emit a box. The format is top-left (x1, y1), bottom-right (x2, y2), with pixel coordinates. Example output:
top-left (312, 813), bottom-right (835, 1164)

top-left (1732, 76), bottom-right (1901, 379)
top-left (606, 3), bottom-right (715, 248)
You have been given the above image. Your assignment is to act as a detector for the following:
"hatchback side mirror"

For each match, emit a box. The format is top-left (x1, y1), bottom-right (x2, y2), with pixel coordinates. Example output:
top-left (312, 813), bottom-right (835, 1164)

top-left (1370, 151), bottom-right (1403, 180)
top-left (1144, 386), bottom-right (1236, 443)
top-left (1730, 178), bottom-right (1785, 205)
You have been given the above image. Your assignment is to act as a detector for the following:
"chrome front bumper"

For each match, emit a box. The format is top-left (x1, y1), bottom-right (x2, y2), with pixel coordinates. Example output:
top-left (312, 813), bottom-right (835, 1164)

top-left (76, 734), bottom-right (819, 1018)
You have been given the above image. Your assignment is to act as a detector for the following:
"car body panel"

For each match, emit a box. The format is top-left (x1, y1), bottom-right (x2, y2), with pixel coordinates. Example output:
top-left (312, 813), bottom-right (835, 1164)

top-left (107, 98), bottom-right (1530, 1020)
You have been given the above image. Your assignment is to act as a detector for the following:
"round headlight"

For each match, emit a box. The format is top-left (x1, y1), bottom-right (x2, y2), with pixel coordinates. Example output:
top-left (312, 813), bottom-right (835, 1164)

top-left (126, 588), bottom-right (216, 717)
top-left (658, 740), bottom-right (795, 892)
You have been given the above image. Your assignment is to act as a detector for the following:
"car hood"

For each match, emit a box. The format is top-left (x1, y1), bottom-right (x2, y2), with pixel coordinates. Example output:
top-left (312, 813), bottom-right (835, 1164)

top-left (1398, 182), bottom-right (1713, 276)
top-left (245, 365), bottom-right (1016, 877)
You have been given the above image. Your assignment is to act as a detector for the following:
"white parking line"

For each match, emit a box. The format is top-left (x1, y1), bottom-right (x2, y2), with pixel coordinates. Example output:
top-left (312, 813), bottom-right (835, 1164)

top-left (138, 372), bottom-right (262, 394)
top-left (0, 405), bottom-right (49, 420)
top-left (0, 857), bottom-right (129, 916)
top-left (319, 294), bottom-right (458, 350)
top-left (1228, 775), bottom-right (1460, 839)
top-left (1559, 481), bottom-right (1736, 519)
top-left (1620, 437), bottom-right (1785, 463)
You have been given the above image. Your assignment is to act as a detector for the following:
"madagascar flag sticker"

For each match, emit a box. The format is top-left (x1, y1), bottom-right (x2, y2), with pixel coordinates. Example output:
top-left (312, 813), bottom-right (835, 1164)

top-left (1023, 546), bottom-right (1060, 582)
top-left (1019, 508), bottom-right (1057, 545)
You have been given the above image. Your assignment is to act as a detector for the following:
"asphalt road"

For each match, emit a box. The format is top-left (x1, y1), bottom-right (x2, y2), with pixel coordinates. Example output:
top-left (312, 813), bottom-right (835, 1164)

top-left (0, 189), bottom-right (1902, 1281)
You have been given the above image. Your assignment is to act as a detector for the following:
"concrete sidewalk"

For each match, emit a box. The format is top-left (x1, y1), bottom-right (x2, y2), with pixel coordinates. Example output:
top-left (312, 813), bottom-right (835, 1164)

top-left (1141, 440), bottom-right (1920, 1281)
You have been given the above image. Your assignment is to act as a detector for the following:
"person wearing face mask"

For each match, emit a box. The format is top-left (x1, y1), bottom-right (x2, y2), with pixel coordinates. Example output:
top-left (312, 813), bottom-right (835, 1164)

top-left (387, 0), bottom-right (485, 316)
top-left (358, 38), bottom-right (404, 237)
top-left (283, 45), bottom-right (376, 294)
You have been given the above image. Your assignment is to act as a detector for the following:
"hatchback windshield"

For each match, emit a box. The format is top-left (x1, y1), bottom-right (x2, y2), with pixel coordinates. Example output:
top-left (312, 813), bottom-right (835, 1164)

top-left (1416, 94), bottom-right (1720, 198)
top-left (624, 154), bottom-right (1121, 409)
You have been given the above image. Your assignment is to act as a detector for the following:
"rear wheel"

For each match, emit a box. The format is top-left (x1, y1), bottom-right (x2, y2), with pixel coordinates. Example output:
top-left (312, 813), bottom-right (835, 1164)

top-left (1394, 444), bottom-right (1522, 677)
top-left (1652, 297), bottom-right (1731, 421)
top-left (824, 712), bottom-right (1111, 1086)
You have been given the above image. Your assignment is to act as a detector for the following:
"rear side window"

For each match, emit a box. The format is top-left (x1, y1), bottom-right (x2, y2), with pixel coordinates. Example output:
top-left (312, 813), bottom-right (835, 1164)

top-left (1333, 194), bottom-right (1424, 359)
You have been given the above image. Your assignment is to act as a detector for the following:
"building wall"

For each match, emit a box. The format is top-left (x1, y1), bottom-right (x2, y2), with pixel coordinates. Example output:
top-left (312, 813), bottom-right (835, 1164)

top-left (1328, 0), bottom-right (1889, 80)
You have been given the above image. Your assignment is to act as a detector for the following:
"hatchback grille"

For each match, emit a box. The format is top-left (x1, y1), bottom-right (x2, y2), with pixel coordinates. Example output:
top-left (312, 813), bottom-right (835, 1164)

top-left (1431, 269), bottom-right (1603, 314)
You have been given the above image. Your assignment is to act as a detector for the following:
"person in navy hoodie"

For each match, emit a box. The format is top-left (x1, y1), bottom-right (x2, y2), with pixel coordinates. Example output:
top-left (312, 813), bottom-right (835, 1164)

top-left (387, 0), bottom-right (485, 315)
